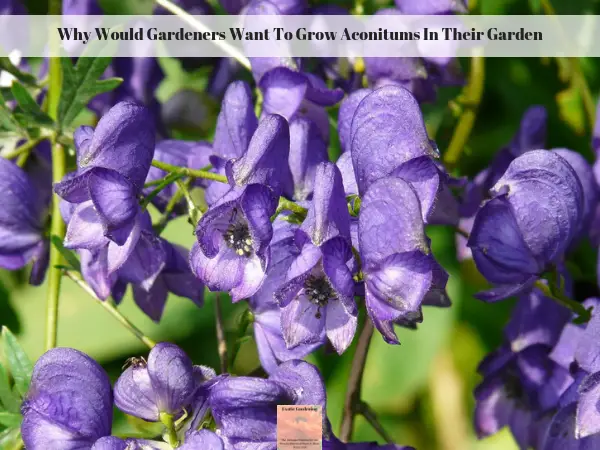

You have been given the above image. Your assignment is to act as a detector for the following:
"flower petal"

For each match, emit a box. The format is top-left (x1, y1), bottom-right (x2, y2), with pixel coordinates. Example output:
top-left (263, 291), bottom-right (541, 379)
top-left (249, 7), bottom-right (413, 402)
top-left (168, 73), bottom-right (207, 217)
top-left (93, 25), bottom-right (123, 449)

top-left (350, 85), bottom-right (436, 195)
top-left (213, 81), bottom-right (258, 160)
top-left (114, 365), bottom-right (160, 422)
top-left (281, 294), bottom-right (326, 348)
top-left (64, 201), bottom-right (109, 250)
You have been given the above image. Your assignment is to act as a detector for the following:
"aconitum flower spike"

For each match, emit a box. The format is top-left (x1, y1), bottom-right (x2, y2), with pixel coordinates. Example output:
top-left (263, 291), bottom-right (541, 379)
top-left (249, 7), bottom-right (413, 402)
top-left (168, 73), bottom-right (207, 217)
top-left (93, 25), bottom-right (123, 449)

top-left (358, 176), bottom-right (448, 344)
top-left (114, 343), bottom-right (195, 422)
top-left (0, 158), bottom-right (49, 285)
top-left (55, 102), bottom-right (155, 247)
top-left (251, 229), bottom-right (323, 373)
top-left (350, 85), bottom-right (446, 223)
top-left (190, 115), bottom-right (291, 301)
top-left (276, 162), bottom-right (357, 354)
top-left (468, 150), bottom-right (584, 302)
top-left (21, 348), bottom-right (113, 450)
top-left (209, 360), bottom-right (326, 447)
top-left (143, 139), bottom-right (212, 213)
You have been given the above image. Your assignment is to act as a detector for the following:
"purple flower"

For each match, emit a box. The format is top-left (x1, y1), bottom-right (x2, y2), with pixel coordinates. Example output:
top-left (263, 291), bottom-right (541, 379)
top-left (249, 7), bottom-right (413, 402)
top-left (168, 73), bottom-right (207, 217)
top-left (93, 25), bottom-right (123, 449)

top-left (259, 66), bottom-right (344, 142)
top-left (0, 158), bottom-right (49, 285)
top-left (505, 286), bottom-right (571, 353)
top-left (349, 85), bottom-right (451, 224)
top-left (114, 342), bottom-right (196, 421)
top-left (394, 0), bottom-right (468, 14)
top-left (288, 118), bottom-right (329, 201)
top-left (91, 437), bottom-right (167, 449)
top-left (358, 176), bottom-right (448, 343)
top-left (552, 148), bottom-right (598, 240)
top-left (21, 348), bottom-right (113, 450)
top-left (190, 114), bottom-right (291, 301)
top-left (180, 430), bottom-right (224, 450)
top-left (251, 223), bottom-right (323, 373)
top-left (143, 139), bottom-right (213, 213)
top-left (467, 150), bottom-right (584, 302)
top-left (474, 345), bottom-right (572, 449)
top-left (55, 101), bottom-right (155, 248)
top-left (276, 162), bottom-right (357, 354)
top-left (542, 402), bottom-right (600, 450)
top-left (209, 360), bottom-right (326, 448)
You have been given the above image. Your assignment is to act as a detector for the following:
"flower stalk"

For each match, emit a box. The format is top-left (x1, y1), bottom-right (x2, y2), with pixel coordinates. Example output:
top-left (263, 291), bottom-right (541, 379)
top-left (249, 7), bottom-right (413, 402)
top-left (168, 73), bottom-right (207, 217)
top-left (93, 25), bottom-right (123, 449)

top-left (45, 0), bottom-right (66, 351)
top-left (64, 269), bottom-right (157, 349)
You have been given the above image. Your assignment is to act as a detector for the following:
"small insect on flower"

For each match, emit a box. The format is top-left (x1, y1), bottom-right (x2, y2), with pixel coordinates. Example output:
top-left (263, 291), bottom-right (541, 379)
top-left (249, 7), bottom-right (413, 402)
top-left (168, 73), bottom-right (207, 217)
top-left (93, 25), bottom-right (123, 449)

top-left (122, 356), bottom-right (148, 371)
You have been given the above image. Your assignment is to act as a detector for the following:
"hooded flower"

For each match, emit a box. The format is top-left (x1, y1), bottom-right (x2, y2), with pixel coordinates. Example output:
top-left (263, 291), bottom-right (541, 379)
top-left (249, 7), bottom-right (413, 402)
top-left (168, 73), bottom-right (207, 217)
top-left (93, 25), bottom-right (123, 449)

top-left (394, 0), bottom-right (468, 14)
top-left (114, 343), bottom-right (196, 422)
top-left (349, 85), bottom-right (454, 224)
top-left (190, 114), bottom-right (292, 301)
top-left (457, 106), bottom-right (548, 260)
top-left (251, 220), bottom-right (323, 373)
top-left (467, 150), bottom-right (584, 302)
top-left (205, 80), bottom-right (258, 205)
top-left (259, 66), bottom-right (344, 142)
top-left (275, 162), bottom-right (357, 354)
top-left (55, 101), bottom-right (155, 250)
top-left (21, 348), bottom-right (113, 450)
top-left (0, 158), bottom-right (49, 285)
top-left (474, 345), bottom-right (573, 450)
top-left (358, 176), bottom-right (448, 343)
top-left (209, 360), bottom-right (327, 448)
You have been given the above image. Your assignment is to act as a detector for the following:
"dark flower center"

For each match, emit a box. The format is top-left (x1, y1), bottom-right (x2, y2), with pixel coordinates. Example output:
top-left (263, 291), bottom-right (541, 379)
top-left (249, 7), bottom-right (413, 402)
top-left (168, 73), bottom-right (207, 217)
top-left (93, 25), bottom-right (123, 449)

top-left (502, 369), bottom-right (529, 409)
top-left (223, 223), bottom-right (253, 257)
top-left (304, 276), bottom-right (336, 319)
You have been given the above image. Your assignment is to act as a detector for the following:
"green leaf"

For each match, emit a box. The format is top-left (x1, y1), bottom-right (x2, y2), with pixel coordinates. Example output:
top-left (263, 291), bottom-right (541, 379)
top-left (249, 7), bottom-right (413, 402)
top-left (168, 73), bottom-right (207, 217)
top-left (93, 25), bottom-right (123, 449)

top-left (58, 55), bottom-right (122, 128)
top-left (0, 58), bottom-right (38, 87)
top-left (0, 412), bottom-right (21, 428)
top-left (50, 236), bottom-right (81, 272)
top-left (0, 93), bottom-right (19, 133)
top-left (556, 85), bottom-right (586, 136)
top-left (11, 83), bottom-right (55, 128)
top-left (0, 363), bottom-right (19, 413)
top-left (1, 327), bottom-right (32, 399)
top-left (528, 0), bottom-right (541, 13)
top-left (0, 427), bottom-right (21, 450)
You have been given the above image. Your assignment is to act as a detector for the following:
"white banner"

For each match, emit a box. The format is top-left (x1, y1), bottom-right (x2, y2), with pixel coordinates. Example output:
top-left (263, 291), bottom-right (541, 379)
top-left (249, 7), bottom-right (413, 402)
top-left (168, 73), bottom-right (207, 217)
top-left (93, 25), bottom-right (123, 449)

top-left (0, 14), bottom-right (597, 58)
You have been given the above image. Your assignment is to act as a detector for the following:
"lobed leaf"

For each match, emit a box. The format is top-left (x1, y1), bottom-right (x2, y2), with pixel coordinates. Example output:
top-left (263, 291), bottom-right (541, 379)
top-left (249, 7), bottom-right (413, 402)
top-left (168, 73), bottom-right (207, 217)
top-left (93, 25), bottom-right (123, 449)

top-left (58, 56), bottom-right (122, 128)
top-left (1, 327), bottom-right (32, 399)
top-left (10, 83), bottom-right (54, 128)
top-left (0, 363), bottom-right (19, 414)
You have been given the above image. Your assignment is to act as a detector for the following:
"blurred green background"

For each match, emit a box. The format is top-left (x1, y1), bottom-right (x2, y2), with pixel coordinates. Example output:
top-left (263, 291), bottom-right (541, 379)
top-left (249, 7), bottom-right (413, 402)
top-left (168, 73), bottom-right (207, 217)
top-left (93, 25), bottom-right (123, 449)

top-left (4, 0), bottom-right (600, 449)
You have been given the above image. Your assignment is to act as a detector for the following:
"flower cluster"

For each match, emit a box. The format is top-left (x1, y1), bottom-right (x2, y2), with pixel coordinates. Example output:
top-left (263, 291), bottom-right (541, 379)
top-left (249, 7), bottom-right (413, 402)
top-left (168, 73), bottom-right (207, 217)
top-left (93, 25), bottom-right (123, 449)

top-left (21, 345), bottom-right (414, 450)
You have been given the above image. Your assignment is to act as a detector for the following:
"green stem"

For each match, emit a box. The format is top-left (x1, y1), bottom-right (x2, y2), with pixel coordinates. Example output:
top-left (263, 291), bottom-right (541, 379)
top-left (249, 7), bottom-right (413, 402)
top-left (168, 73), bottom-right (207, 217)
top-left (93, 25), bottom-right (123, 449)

top-left (44, 0), bottom-right (65, 351)
top-left (274, 197), bottom-right (308, 218)
top-left (141, 171), bottom-right (186, 209)
top-left (229, 309), bottom-right (253, 370)
top-left (151, 160), bottom-right (228, 183)
top-left (535, 278), bottom-right (591, 324)
top-left (176, 179), bottom-right (203, 226)
top-left (64, 270), bottom-right (156, 348)
top-left (154, 0), bottom-right (251, 71)
top-left (443, 49), bottom-right (485, 170)
top-left (154, 188), bottom-right (186, 234)
top-left (160, 412), bottom-right (179, 448)
top-left (2, 137), bottom-right (45, 161)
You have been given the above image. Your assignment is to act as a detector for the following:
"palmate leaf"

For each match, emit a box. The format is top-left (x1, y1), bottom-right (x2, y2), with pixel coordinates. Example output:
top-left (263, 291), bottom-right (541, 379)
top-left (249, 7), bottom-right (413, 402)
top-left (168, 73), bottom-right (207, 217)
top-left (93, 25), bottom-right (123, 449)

top-left (58, 56), bottom-right (122, 129)
top-left (1, 327), bottom-right (32, 399)
top-left (0, 412), bottom-right (21, 428)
